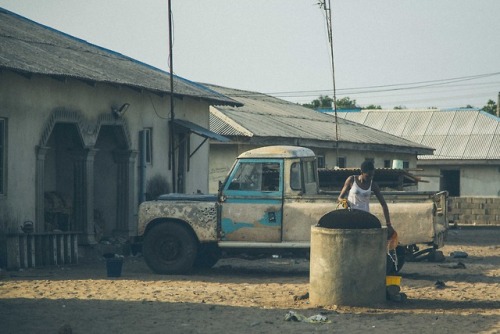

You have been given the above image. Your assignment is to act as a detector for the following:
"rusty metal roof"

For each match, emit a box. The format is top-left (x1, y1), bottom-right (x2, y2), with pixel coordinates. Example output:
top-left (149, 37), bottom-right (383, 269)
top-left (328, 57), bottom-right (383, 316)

top-left (0, 8), bottom-right (241, 107)
top-left (319, 168), bottom-right (422, 190)
top-left (335, 109), bottom-right (500, 160)
top-left (206, 84), bottom-right (433, 155)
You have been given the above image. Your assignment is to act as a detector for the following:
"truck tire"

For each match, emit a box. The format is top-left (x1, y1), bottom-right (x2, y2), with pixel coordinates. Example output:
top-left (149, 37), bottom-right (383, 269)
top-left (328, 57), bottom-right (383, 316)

top-left (194, 243), bottom-right (220, 269)
top-left (143, 223), bottom-right (198, 275)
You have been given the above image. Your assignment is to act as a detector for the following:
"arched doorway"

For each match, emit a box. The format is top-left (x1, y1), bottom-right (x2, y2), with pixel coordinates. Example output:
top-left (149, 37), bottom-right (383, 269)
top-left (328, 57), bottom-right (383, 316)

top-left (94, 125), bottom-right (135, 239)
top-left (37, 111), bottom-right (136, 244)
top-left (43, 123), bottom-right (84, 233)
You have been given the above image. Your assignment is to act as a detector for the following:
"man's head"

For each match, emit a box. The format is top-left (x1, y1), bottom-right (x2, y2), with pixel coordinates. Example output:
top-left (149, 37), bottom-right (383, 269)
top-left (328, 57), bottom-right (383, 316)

top-left (360, 161), bottom-right (375, 179)
top-left (361, 160), bottom-right (375, 173)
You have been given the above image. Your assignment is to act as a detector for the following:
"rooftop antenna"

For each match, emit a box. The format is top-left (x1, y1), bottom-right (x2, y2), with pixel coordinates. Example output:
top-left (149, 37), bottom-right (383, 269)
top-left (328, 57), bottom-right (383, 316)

top-left (319, 0), bottom-right (340, 163)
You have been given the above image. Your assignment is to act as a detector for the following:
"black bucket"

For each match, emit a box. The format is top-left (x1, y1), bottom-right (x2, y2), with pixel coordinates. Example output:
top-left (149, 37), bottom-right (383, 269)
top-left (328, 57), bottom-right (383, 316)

top-left (103, 253), bottom-right (123, 278)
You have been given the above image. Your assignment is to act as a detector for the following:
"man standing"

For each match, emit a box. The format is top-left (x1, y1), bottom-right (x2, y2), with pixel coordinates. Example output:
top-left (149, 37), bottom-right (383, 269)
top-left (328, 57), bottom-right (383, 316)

top-left (338, 161), bottom-right (395, 237)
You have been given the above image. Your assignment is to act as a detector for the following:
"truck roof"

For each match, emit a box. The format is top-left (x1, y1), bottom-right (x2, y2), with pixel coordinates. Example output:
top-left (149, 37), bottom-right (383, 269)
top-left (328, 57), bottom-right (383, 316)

top-left (238, 145), bottom-right (316, 159)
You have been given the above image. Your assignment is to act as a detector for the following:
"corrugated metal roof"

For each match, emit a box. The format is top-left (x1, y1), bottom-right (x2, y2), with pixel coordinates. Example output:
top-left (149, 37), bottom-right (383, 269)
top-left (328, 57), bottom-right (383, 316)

top-left (210, 110), bottom-right (249, 137)
top-left (335, 109), bottom-right (500, 160)
top-left (206, 84), bottom-right (433, 154)
top-left (0, 8), bottom-right (241, 107)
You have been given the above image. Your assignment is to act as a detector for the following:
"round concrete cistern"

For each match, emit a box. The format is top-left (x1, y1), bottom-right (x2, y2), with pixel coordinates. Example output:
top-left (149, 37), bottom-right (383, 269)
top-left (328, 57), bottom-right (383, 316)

top-left (309, 225), bottom-right (387, 307)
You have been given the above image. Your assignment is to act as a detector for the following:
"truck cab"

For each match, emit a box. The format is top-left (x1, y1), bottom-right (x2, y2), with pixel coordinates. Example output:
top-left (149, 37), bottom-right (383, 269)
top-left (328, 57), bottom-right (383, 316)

top-left (218, 146), bottom-right (318, 245)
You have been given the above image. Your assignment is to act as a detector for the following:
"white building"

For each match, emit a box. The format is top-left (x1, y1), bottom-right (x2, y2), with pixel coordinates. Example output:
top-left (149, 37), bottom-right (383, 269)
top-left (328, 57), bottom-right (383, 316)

top-left (334, 109), bottom-right (500, 197)
top-left (0, 8), bottom-right (239, 245)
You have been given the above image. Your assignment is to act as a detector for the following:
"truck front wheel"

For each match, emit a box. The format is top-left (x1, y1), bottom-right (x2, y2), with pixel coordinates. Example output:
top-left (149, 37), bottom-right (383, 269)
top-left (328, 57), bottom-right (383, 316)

top-left (143, 223), bottom-right (198, 275)
top-left (194, 243), bottom-right (221, 269)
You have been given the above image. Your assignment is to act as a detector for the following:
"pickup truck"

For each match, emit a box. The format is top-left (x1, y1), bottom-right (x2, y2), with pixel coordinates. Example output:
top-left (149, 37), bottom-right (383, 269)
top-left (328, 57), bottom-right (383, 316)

top-left (138, 145), bottom-right (449, 274)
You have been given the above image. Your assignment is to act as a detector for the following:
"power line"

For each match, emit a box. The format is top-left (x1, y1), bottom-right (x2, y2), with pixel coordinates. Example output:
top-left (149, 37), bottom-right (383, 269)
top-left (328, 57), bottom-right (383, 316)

top-left (262, 71), bottom-right (500, 98)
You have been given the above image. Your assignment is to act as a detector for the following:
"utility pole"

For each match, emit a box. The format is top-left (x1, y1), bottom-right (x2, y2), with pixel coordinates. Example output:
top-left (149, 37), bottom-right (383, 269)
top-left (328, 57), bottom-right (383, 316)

top-left (321, 0), bottom-right (340, 164)
top-left (168, 0), bottom-right (176, 193)
top-left (497, 92), bottom-right (499, 118)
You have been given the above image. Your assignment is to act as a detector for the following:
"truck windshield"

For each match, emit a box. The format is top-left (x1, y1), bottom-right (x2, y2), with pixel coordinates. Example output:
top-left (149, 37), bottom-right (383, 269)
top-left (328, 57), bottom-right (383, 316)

top-left (227, 161), bottom-right (280, 192)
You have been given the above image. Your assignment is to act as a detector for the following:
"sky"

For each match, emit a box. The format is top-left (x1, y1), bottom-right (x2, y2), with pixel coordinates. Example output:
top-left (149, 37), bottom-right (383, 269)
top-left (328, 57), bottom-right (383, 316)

top-left (1, 0), bottom-right (499, 109)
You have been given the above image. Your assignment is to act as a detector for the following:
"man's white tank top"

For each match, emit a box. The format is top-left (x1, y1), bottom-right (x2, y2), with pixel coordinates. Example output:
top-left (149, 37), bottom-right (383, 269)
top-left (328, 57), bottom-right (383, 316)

top-left (347, 176), bottom-right (372, 212)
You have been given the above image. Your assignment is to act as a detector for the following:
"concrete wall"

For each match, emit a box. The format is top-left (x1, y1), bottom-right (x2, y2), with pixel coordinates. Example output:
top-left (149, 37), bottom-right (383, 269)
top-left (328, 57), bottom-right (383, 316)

top-left (416, 165), bottom-right (500, 196)
top-left (461, 166), bottom-right (500, 196)
top-left (450, 197), bottom-right (500, 226)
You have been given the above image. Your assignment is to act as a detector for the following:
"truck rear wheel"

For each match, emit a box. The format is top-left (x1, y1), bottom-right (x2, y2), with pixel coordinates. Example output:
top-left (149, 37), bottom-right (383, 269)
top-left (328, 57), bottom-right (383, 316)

top-left (143, 223), bottom-right (197, 275)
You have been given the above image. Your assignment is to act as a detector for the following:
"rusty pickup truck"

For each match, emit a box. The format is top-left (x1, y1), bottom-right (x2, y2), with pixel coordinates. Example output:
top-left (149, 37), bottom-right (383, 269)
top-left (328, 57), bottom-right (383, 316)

top-left (138, 146), bottom-right (449, 274)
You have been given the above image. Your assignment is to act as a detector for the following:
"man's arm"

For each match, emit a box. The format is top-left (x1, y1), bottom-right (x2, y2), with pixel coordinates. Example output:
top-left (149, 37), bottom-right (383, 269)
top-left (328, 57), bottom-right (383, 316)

top-left (372, 182), bottom-right (395, 236)
top-left (338, 176), bottom-right (353, 202)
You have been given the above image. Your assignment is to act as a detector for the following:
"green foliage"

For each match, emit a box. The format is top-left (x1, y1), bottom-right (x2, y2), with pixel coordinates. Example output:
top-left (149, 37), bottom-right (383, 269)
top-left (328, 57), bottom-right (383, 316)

top-left (302, 96), bottom-right (357, 109)
top-left (336, 97), bottom-right (357, 109)
top-left (302, 95), bottom-right (332, 109)
top-left (481, 99), bottom-right (497, 116)
top-left (301, 96), bottom-right (498, 113)
top-left (363, 105), bottom-right (382, 110)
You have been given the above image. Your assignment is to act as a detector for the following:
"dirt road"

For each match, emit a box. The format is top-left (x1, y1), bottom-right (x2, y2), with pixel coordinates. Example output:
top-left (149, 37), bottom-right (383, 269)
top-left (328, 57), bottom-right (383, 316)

top-left (1, 227), bottom-right (499, 334)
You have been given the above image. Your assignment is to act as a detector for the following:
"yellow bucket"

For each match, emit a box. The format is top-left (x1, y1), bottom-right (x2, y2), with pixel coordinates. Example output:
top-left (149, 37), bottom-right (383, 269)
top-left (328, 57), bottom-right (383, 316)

top-left (386, 275), bottom-right (402, 286)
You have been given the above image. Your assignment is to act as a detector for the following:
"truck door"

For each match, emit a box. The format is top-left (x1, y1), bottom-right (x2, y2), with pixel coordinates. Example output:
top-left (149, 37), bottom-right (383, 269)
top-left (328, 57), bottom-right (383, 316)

top-left (220, 159), bottom-right (283, 242)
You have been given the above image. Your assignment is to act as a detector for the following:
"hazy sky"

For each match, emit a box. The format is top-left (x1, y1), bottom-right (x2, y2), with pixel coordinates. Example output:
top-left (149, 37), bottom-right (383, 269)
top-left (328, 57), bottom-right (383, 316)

top-left (1, 0), bottom-right (499, 109)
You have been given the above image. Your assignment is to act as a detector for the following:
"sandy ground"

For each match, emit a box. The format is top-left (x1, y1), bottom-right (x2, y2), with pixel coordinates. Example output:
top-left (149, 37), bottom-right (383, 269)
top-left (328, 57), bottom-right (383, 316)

top-left (0, 226), bottom-right (499, 334)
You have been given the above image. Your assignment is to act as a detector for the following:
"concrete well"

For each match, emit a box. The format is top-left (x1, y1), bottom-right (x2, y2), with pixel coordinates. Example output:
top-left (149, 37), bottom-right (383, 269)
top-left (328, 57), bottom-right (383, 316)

top-left (309, 226), bottom-right (387, 307)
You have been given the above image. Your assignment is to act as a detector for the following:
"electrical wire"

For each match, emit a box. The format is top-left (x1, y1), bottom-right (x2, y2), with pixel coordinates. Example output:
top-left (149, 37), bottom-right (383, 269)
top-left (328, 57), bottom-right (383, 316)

top-left (265, 72), bottom-right (500, 98)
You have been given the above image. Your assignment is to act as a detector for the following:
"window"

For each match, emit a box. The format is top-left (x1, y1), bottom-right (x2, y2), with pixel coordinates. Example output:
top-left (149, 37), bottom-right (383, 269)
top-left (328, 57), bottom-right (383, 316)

top-left (290, 162), bottom-right (301, 190)
top-left (384, 160), bottom-right (391, 168)
top-left (142, 128), bottom-right (153, 164)
top-left (317, 155), bottom-right (325, 168)
top-left (337, 157), bottom-right (346, 168)
top-left (302, 159), bottom-right (317, 194)
top-left (403, 161), bottom-right (410, 169)
top-left (227, 161), bottom-right (281, 192)
top-left (290, 160), bottom-right (317, 193)
top-left (0, 119), bottom-right (5, 195)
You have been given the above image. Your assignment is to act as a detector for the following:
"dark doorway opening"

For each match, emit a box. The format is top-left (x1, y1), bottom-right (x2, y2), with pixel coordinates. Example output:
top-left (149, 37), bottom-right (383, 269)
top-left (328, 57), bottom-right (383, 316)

top-left (441, 169), bottom-right (460, 196)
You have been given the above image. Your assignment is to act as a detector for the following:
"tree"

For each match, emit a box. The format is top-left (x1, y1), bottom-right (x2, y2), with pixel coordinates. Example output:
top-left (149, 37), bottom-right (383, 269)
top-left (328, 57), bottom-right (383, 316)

top-left (302, 95), bottom-right (333, 109)
top-left (393, 105), bottom-right (407, 110)
top-left (481, 99), bottom-right (497, 116)
top-left (302, 96), bottom-right (357, 109)
top-left (335, 97), bottom-right (357, 109)
top-left (363, 104), bottom-right (382, 110)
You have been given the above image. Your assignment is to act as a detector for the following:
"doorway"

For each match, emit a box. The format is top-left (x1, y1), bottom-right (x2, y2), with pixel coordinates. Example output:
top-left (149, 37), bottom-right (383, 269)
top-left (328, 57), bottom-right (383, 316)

top-left (441, 169), bottom-right (460, 196)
